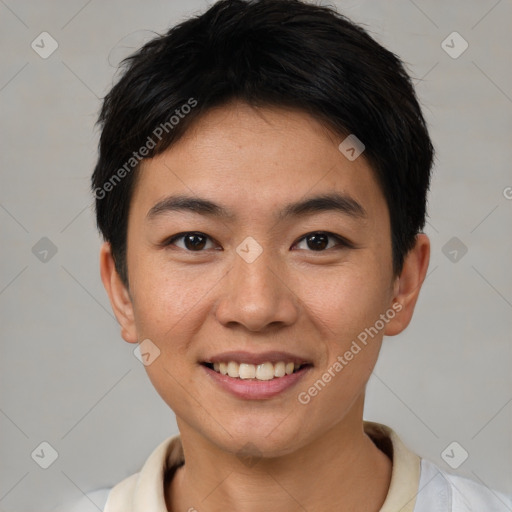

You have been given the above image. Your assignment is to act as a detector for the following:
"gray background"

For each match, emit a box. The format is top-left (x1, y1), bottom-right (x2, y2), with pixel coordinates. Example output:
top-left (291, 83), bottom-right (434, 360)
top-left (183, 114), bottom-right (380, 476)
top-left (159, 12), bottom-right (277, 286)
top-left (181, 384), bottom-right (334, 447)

top-left (1, 0), bottom-right (511, 510)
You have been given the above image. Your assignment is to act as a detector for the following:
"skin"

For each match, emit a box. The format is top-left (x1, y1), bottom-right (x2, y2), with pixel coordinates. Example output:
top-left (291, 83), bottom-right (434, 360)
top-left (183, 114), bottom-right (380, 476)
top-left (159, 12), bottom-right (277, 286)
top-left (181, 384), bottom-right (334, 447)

top-left (100, 101), bottom-right (430, 512)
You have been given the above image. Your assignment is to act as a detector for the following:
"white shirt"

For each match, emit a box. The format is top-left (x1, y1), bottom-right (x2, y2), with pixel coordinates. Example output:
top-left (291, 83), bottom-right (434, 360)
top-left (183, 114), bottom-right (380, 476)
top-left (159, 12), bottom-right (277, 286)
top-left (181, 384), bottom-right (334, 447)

top-left (53, 422), bottom-right (512, 512)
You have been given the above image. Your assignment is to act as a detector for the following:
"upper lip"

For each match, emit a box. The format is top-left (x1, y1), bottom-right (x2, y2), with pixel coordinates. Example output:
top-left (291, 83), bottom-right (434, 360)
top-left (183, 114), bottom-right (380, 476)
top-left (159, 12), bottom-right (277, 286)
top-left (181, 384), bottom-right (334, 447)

top-left (202, 350), bottom-right (312, 366)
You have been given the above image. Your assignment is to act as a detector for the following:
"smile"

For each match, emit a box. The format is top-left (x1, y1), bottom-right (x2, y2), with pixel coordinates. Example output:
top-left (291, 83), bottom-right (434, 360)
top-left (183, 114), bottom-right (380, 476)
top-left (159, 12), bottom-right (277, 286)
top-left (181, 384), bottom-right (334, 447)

top-left (200, 351), bottom-right (313, 399)
top-left (203, 361), bottom-right (310, 381)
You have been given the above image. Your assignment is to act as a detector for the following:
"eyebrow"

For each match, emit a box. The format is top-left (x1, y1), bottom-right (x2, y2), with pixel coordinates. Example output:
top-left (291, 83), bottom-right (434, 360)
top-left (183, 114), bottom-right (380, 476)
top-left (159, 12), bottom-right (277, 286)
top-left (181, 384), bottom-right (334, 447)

top-left (146, 192), bottom-right (367, 222)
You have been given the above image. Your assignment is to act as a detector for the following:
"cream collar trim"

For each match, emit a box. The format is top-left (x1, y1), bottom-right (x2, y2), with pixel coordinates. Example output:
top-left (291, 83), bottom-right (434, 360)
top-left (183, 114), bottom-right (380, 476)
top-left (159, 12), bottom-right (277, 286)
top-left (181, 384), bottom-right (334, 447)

top-left (104, 421), bottom-right (420, 512)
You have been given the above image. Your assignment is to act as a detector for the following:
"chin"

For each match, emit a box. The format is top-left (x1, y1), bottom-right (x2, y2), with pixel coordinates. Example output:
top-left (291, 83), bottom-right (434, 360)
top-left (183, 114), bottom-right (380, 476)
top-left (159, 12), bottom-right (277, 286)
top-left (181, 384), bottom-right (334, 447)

top-left (209, 414), bottom-right (310, 459)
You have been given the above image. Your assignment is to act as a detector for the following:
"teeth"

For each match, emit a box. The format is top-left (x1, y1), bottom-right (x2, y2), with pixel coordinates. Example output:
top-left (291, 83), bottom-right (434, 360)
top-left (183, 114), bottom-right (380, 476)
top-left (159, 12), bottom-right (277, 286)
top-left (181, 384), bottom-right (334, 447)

top-left (239, 363), bottom-right (256, 379)
top-left (227, 361), bottom-right (239, 378)
top-left (256, 362), bottom-right (274, 380)
top-left (274, 361), bottom-right (285, 378)
top-left (209, 360), bottom-right (305, 380)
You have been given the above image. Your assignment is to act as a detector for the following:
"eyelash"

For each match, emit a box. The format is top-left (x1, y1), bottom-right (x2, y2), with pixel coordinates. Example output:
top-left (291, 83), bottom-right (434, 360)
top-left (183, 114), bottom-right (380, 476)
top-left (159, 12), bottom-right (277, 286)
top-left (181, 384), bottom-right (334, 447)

top-left (162, 231), bottom-right (353, 252)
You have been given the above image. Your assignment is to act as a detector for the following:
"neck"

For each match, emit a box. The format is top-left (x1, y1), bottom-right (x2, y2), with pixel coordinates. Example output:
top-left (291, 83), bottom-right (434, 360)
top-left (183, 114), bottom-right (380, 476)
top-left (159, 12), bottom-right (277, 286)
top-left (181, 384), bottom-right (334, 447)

top-left (167, 399), bottom-right (392, 512)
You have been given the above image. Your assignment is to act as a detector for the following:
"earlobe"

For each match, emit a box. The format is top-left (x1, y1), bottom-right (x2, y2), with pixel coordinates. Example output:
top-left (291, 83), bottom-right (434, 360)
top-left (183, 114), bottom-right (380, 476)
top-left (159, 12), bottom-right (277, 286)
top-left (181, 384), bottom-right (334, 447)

top-left (99, 242), bottom-right (138, 344)
top-left (384, 234), bottom-right (430, 336)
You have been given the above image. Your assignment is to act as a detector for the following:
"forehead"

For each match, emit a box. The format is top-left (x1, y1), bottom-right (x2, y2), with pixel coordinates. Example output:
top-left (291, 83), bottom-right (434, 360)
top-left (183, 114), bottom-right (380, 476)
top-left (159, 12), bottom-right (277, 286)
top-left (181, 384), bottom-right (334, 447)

top-left (130, 102), bottom-right (388, 226)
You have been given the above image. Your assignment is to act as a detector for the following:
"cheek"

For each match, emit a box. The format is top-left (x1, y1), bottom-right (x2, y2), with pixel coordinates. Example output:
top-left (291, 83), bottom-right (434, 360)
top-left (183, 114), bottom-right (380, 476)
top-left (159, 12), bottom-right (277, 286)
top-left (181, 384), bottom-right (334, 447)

top-left (295, 260), bottom-right (392, 341)
top-left (129, 256), bottom-right (220, 337)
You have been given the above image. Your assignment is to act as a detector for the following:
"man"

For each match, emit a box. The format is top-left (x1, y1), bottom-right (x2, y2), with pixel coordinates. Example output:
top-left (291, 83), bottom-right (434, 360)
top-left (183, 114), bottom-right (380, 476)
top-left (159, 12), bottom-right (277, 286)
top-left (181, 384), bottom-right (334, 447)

top-left (60, 0), bottom-right (512, 510)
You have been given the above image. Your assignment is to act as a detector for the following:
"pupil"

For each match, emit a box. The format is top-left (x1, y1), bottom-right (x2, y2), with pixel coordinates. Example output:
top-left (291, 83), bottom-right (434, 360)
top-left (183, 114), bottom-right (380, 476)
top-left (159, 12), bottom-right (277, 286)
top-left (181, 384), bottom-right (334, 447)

top-left (185, 233), bottom-right (206, 250)
top-left (307, 233), bottom-right (328, 250)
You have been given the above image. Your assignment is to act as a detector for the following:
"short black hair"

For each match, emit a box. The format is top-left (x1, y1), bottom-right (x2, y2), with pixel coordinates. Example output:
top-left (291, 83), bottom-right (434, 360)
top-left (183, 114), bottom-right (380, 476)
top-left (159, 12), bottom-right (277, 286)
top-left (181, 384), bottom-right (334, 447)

top-left (92, 0), bottom-right (434, 286)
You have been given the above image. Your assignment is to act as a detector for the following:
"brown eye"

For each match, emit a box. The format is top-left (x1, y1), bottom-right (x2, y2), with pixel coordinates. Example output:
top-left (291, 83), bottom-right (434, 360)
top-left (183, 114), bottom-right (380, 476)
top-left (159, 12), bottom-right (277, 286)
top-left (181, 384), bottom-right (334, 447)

top-left (183, 233), bottom-right (207, 250)
top-left (305, 233), bottom-right (329, 250)
top-left (165, 232), bottom-right (216, 251)
top-left (294, 231), bottom-right (351, 251)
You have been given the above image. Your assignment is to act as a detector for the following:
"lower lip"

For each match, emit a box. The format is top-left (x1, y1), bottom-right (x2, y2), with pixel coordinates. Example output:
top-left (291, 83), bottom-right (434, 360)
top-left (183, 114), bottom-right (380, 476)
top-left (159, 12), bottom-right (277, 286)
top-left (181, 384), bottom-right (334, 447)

top-left (201, 365), bottom-right (311, 400)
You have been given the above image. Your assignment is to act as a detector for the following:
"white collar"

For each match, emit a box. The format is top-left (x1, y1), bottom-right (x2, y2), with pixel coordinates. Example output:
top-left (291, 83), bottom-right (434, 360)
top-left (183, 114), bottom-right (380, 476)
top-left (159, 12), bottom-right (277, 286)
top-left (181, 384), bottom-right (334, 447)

top-left (104, 421), bottom-right (421, 512)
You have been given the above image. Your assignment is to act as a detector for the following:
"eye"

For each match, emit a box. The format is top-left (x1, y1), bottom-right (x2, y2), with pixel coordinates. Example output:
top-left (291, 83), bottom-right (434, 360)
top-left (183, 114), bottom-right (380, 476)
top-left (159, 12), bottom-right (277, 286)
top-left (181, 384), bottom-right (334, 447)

top-left (164, 232), bottom-right (218, 251)
top-left (162, 230), bottom-right (352, 252)
top-left (293, 231), bottom-right (352, 251)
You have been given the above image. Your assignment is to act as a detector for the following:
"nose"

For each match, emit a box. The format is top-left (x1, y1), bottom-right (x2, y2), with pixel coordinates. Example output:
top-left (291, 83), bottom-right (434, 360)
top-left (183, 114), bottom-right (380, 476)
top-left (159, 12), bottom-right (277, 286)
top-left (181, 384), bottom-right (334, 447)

top-left (214, 247), bottom-right (300, 332)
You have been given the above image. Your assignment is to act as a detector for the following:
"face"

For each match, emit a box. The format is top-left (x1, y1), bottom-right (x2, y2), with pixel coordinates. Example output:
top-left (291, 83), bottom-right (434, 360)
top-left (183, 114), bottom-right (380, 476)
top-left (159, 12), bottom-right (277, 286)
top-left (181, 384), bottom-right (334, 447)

top-left (102, 101), bottom-right (424, 458)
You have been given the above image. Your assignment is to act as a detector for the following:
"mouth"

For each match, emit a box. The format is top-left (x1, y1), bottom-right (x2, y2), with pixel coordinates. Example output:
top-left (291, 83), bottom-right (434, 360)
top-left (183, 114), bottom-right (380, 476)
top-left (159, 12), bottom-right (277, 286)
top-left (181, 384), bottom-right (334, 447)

top-left (199, 351), bottom-right (313, 399)
top-left (201, 360), bottom-right (312, 381)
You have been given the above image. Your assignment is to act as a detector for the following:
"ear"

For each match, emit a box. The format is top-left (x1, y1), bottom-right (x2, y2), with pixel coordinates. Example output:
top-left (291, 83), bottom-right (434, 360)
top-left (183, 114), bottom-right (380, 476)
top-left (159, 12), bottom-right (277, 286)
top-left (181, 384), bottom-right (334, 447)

top-left (99, 242), bottom-right (138, 344)
top-left (384, 233), bottom-right (430, 336)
